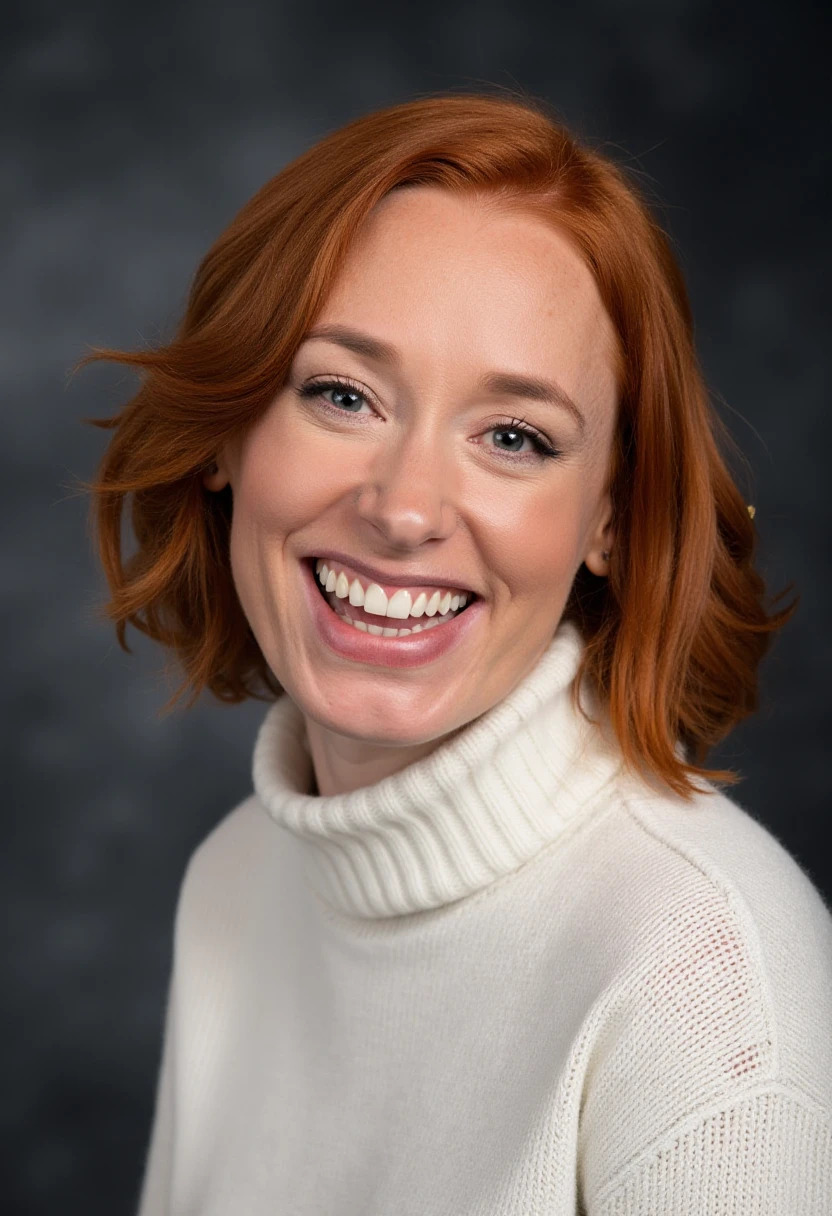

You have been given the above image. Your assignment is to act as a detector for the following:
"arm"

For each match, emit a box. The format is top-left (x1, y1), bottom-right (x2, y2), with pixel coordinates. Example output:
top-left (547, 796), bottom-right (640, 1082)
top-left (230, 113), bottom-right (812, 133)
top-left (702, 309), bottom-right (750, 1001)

top-left (587, 1085), bottom-right (831, 1215)
top-left (134, 974), bottom-right (177, 1216)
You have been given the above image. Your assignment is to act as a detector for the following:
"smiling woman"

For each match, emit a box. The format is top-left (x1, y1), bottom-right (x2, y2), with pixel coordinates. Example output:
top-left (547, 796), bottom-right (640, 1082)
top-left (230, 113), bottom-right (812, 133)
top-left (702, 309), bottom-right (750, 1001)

top-left (195, 184), bottom-right (623, 785)
top-left (75, 93), bottom-right (830, 1215)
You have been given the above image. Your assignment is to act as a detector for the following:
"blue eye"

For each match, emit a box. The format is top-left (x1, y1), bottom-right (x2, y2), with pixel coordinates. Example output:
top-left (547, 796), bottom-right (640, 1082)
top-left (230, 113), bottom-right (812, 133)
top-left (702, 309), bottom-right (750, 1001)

top-left (298, 380), bottom-right (561, 462)
top-left (488, 418), bottom-right (560, 460)
top-left (298, 378), bottom-right (371, 413)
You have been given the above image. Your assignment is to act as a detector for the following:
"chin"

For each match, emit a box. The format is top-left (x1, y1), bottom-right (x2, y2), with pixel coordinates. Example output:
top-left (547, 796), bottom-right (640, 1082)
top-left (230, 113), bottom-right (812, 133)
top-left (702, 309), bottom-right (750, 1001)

top-left (298, 679), bottom-right (466, 750)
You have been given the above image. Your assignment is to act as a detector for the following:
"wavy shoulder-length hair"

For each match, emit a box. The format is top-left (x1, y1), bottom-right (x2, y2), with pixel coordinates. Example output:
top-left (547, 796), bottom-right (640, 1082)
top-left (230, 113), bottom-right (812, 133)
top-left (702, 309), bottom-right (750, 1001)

top-left (75, 90), bottom-right (796, 800)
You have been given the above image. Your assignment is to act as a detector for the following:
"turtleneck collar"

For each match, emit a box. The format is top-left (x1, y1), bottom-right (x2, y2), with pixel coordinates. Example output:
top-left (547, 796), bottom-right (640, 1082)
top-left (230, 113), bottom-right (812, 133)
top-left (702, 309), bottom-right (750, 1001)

top-left (252, 619), bottom-right (625, 919)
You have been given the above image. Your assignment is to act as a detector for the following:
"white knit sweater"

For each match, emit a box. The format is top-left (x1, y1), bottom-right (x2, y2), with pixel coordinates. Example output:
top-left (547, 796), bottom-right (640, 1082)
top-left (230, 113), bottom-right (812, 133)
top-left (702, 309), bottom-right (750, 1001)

top-left (136, 620), bottom-right (832, 1215)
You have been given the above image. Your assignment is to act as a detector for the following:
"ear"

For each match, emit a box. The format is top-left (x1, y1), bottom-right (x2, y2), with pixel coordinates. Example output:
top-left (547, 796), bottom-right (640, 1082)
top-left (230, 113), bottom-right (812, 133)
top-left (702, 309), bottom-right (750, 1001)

top-left (583, 493), bottom-right (614, 578)
top-left (202, 460), bottom-right (231, 492)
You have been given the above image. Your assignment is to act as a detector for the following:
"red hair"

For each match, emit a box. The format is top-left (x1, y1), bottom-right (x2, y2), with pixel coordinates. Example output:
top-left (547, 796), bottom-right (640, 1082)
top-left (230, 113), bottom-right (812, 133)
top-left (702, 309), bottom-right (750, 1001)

top-left (74, 90), bottom-right (796, 800)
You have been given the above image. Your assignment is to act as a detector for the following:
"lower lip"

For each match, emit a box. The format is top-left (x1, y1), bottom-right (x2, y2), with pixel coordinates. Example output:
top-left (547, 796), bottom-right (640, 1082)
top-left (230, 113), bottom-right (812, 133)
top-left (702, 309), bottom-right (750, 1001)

top-left (300, 559), bottom-right (485, 669)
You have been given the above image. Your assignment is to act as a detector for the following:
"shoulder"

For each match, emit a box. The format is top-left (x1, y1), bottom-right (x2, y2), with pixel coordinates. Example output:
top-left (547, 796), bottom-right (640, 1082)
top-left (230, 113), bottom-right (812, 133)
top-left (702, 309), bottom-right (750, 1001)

top-left (618, 777), bottom-right (832, 945)
top-left (614, 777), bottom-right (832, 1086)
top-left (177, 793), bottom-right (265, 904)
top-left (577, 779), bottom-right (832, 1202)
top-left (182, 793), bottom-right (270, 888)
top-left (613, 778), bottom-right (832, 1084)
top-left (171, 792), bottom-right (300, 961)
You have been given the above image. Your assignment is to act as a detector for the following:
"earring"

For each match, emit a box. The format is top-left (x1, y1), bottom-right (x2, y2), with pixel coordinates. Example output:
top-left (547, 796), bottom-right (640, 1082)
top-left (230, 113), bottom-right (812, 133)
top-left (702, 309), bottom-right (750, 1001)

top-left (602, 549), bottom-right (610, 561)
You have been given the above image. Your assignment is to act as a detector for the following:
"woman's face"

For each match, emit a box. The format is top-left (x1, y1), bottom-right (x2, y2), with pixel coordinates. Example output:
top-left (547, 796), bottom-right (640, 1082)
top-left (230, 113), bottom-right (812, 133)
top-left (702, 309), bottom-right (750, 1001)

top-left (206, 186), bottom-right (618, 751)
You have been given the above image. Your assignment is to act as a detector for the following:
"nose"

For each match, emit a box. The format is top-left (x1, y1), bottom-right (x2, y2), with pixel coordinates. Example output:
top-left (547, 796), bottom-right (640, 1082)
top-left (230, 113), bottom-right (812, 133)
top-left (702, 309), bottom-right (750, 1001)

top-left (353, 428), bottom-right (458, 550)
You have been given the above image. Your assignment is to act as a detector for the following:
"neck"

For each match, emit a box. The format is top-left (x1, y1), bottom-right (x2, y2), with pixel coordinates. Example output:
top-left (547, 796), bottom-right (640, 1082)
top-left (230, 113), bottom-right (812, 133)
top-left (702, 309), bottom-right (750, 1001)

top-left (252, 620), bottom-right (635, 917)
top-left (304, 715), bottom-right (460, 796)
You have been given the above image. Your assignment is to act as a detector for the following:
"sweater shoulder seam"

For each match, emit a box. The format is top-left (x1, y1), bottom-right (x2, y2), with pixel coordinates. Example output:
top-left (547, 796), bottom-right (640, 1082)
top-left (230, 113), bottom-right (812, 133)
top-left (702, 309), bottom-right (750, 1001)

top-left (615, 789), bottom-right (781, 1081)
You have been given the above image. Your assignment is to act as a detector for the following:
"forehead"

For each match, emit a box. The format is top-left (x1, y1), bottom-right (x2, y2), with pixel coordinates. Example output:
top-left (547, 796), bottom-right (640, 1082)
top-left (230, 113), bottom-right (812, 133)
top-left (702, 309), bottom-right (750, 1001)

top-left (311, 186), bottom-right (618, 415)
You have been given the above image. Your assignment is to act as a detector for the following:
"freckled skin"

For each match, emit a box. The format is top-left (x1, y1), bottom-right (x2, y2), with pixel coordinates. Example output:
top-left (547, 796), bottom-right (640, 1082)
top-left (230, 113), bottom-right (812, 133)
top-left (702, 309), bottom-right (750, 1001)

top-left (204, 187), bottom-right (618, 794)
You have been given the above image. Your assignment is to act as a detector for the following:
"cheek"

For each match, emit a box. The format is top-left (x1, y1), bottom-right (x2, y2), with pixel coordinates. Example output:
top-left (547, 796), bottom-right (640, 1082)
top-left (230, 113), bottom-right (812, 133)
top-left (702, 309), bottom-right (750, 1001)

top-left (466, 476), bottom-right (585, 601)
top-left (235, 408), bottom-right (344, 535)
top-left (227, 409), bottom-right (357, 622)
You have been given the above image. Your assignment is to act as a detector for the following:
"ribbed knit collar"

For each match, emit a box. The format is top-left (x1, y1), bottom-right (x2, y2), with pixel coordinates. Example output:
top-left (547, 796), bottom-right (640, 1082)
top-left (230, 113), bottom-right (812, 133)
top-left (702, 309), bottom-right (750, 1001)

top-left (252, 619), bottom-right (625, 919)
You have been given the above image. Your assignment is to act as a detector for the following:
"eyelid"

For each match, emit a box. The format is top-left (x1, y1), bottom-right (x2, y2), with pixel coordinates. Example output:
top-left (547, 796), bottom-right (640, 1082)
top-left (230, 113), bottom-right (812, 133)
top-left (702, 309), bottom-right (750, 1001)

top-left (302, 373), bottom-right (379, 409)
top-left (303, 380), bottom-right (552, 432)
top-left (299, 377), bottom-right (560, 459)
top-left (491, 414), bottom-right (550, 442)
top-left (482, 414), bottom-right (559, 458)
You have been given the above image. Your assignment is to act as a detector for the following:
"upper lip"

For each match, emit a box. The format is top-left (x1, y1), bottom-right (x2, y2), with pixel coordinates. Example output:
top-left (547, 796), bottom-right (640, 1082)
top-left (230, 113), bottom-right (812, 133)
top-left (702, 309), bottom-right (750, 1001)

top-left (306, 550), bottom-right (478, 596)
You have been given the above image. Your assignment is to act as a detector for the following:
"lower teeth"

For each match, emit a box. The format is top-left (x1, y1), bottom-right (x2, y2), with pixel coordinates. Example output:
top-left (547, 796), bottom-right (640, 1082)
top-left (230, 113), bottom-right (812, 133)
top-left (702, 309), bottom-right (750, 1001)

top-left (334, 609), bottom-right (457, 637)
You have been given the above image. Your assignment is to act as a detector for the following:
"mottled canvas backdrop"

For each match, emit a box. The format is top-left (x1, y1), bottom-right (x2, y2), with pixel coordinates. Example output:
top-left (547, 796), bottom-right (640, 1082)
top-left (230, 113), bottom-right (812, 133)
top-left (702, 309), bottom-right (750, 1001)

top-left (4, 0), bottom-right (829, 1212)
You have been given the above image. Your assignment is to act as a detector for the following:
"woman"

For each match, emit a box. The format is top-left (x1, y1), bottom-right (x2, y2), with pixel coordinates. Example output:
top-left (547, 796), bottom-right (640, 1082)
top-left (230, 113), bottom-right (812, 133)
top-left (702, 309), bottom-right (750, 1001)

top-left (79, 93), bottom-right (832, 1214)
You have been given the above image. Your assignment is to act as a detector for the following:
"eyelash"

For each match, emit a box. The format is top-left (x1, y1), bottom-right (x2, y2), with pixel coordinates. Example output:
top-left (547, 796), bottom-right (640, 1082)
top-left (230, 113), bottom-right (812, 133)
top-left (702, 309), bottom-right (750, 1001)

top-left (297, 377), bottom-right (562, 462)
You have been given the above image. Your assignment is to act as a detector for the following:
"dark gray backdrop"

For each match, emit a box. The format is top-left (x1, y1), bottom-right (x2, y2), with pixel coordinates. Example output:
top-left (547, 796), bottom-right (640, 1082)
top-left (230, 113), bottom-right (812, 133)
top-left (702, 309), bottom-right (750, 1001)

top-left (4, 1), bottom-right (830, 1212)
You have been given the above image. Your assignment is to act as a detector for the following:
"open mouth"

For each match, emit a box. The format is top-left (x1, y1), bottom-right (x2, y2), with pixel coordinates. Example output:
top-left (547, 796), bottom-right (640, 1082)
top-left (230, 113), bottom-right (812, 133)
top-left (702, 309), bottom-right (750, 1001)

top-left (307, 557), bottom-right (476, 638)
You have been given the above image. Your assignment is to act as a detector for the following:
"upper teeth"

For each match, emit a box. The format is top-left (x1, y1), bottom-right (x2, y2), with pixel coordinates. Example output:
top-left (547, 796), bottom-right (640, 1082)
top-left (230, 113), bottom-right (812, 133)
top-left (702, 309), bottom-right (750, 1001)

top-left (314, 559), bottom-right (470, 620)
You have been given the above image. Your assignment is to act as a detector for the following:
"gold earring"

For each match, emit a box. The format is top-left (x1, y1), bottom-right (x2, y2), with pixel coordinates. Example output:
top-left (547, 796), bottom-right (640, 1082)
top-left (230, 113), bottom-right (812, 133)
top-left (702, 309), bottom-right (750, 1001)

top-left (747, 504), bottom-right (755, 519)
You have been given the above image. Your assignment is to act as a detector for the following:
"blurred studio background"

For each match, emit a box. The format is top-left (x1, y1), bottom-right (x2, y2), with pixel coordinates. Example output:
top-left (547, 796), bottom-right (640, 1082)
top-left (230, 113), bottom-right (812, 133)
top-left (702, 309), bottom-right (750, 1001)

top-left (4, 0), bottom-right (830, 1212)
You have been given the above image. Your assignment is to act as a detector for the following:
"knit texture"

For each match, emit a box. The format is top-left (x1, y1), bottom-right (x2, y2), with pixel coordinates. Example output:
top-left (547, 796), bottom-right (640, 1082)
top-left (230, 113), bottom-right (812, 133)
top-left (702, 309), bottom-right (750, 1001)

top-left (136, 620), bottom-right (832, 1215)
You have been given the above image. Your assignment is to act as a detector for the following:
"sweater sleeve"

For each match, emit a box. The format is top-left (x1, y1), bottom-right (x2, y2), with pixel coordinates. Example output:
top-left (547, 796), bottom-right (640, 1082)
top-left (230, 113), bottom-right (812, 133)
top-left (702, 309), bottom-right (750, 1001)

top-left (131, 804), bottom-right (254, 1216)
top-left (134, 971), bottom-right (177, 1216)
top-left (588, 1086), bottom-right (831, 1215)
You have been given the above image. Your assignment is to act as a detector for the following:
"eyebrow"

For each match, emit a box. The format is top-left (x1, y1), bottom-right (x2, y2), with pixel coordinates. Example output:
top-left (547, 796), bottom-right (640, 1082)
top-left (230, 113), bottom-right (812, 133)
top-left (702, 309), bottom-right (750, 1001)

top-left (301, 323), bottom-right (587, 435)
